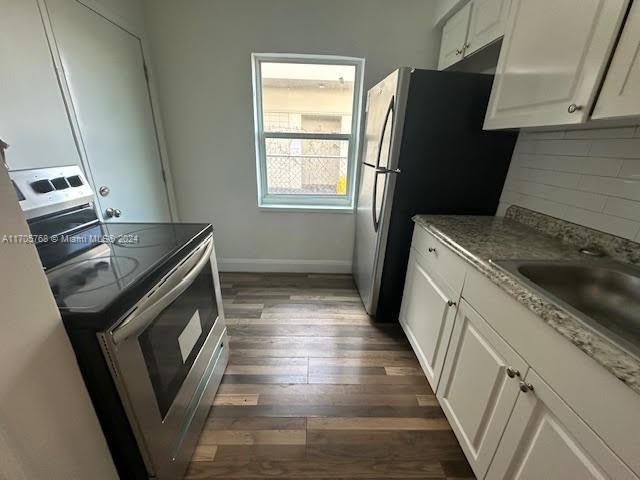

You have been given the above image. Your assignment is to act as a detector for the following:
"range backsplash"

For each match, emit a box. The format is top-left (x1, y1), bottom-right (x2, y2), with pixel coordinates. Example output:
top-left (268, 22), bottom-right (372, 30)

top-left (498, 125), bottom-right (640, 242)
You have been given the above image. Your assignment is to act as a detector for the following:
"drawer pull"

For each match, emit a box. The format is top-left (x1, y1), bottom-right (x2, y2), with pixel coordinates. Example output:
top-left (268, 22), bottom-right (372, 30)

top-left (447, 300), bottom-right (457, 308)
top-left (506, 367), bottom-right (521, 379)
top-left (519, 381), bottom-right (534, 393)
top-left (428, 247), bottom-right (437, 253)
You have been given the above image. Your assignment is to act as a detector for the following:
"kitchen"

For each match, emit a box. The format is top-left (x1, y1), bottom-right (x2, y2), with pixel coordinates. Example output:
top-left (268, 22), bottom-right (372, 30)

top-left (1, 0), bottom-right (639, 479)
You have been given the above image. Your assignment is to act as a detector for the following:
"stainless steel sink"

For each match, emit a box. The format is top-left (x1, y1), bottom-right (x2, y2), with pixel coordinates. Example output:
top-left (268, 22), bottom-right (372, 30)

top-left (494, 260), bottom-right (640, 359)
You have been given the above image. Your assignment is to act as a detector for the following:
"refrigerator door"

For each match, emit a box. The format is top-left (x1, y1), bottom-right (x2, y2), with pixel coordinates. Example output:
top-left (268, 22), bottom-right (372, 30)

top-left (353, 69), bottom-right (409, 315)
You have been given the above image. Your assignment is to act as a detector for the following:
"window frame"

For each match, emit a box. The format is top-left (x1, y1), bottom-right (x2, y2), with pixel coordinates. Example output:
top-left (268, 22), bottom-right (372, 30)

top-left (251, 53), bottom-right (365, 210)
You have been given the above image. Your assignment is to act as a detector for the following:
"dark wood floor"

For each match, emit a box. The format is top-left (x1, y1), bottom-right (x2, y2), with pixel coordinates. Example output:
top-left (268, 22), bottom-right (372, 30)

top-left (186, 273), bottom-right (474, 479)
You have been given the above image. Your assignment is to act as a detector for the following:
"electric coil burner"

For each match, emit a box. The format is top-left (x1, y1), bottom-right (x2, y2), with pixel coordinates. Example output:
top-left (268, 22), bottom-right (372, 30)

top-left (10, 166), bottom-right (228, 480)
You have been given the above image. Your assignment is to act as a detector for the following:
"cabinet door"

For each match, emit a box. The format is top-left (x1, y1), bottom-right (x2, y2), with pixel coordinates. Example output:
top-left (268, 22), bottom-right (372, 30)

top-left (399, 249), bottom-right (458, 391)
top-left (486, 369), bottom-right (638, 480)
top-left (437, 300), bottom-right (528, 479)
top-left (465, 0), bottom-right (511, 56)
top-left (0, 0), bottom-right (80, 169)
top-left (438, 3), bottom-right (473, 70)
top-left (484, 0), bottom-right (629, 129)
top-left (592, 1), bottom-right (640, 120)
top-left (46, 0), bottom-right (172, 223)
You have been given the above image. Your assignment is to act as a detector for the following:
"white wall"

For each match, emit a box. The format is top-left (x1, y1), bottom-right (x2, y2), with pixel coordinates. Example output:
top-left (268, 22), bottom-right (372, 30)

top-left (499, 125), bottom-right (640, 241)
top-left (142, 0), bottom-right (442, 272)
top-left (0, 166), bottom-right (117, 480)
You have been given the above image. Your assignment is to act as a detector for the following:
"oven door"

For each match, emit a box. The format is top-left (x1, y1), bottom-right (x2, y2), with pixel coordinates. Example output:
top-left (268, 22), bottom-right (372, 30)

top-left (99, 235), bottom-right (228, 480)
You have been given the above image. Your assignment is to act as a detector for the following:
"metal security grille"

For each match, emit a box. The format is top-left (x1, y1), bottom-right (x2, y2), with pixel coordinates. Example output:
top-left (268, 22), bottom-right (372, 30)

top-left (266, 154), bottom-right (348, 194)
top-left (252, 54), bottom-right (364, 207)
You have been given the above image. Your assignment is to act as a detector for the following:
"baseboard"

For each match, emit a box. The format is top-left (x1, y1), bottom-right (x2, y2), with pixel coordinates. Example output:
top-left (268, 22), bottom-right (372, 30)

top-left (218, 258), bottom-right (352, 274)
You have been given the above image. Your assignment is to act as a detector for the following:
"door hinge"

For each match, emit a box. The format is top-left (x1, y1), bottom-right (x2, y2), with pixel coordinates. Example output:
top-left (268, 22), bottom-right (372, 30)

top-left (161, 169), bottom-right (167, 183)
top-left (143, 63), bottom-right (150, 82)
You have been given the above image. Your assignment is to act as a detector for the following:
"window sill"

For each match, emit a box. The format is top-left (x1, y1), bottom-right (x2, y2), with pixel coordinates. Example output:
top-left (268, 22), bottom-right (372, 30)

top-left (258, 204), bottom-right (355, 214)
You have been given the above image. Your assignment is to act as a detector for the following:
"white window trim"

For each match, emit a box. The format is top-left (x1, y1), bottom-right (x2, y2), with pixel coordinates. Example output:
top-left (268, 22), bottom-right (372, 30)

top-left (251, 53), bottom-right (365, 210)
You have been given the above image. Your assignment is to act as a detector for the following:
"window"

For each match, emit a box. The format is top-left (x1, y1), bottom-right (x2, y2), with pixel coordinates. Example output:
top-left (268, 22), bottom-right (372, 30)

top-left (252, 54), bottom-right (365, 209)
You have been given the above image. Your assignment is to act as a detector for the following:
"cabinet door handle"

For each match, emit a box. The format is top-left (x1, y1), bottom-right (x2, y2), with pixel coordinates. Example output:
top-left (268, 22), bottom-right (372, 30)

top-left (455, 48), bottom-right (463, 55)
top-left (506, 367), bottom-right (521, 378)
top-left (519, 381), bottom-right (534, 393)
top-left (447, 300), bottom-right (457, 308)
top-left (428, 247), bottom-right (437, 253)
top-left (568, 103), bottom-right (583, 113)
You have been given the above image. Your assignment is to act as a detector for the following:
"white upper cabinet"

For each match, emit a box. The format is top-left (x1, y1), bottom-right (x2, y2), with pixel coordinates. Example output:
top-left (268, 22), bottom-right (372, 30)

top-left (465, 0), bottom-right (511, 56)
top-left (484, 0), bottom-right (629, 129)
top-left (486, 370), bottom-right (638, 480)
top-left (438, 3), bottom-right (472, 70)
top-left (592, 1), bottom-right (640, 120)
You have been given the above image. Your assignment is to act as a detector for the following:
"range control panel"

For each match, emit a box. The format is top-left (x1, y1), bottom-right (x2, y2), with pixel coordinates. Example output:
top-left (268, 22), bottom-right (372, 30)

top-left (9, 165), bottom-right (95, 220)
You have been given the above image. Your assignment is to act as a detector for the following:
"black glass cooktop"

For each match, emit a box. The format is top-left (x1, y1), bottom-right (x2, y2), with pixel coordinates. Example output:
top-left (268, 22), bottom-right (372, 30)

top-left (45, 222), bottom-right (211, 316)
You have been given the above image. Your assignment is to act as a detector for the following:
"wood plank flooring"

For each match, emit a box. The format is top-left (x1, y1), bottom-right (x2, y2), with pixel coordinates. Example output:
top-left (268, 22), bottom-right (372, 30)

top-left (186, 273), bottom-right (474, 479)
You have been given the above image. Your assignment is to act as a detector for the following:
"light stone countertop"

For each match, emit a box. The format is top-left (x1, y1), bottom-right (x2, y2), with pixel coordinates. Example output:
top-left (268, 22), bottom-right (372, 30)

top-left (413, 209), bottom-right (640, 396)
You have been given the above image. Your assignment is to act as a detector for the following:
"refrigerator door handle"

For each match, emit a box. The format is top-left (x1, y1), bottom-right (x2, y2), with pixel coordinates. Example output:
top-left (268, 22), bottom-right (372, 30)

top-left (364, 162), bottom-right (401, 175)
top-left (374, 97), bottom-right (395, 168)
top-left (371, 96), bottom-right (395, 233)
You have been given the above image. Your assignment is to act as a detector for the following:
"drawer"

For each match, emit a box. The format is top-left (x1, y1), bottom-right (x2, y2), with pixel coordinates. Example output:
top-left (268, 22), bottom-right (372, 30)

top-left (412, 225), bottom-right (467, 293)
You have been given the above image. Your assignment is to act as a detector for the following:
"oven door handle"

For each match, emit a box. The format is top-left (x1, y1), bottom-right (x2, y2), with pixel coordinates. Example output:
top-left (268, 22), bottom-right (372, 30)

top-left (111, 235), bottom-right (214, 345)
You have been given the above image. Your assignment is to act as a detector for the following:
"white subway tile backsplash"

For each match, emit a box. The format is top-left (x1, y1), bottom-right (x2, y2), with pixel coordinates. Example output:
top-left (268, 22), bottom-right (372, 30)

top-left (508, 180), bottom-right (607, 212)
top-left (563, 127), bottom-right (636, 140)
top-left (619, 160), bottom-right (640, 180)
top-left (578, 175), bottom-right (640, 201)
top-left (534, 139), bottom-right (591, 156)
top-left (524, 168), bottom-right (580, 189)
top-left (496, 202), bottom-right (510, 217)
top-left (517, 195), bottom-right (568, 218)
top-left (589, 139), bottom-right (640, 159)
top-left (514, 140), bottom-right (536, 154)
top-left (578, 157), bottom-right (623, 177)
top-left (517, 154), bottom-right (622, 177)
top-left (499, 126), bottom-right (640, 240)
top-left (563, 207), bottom-right (640, 240)
top-left (603, 197), bottom-right (640, 222)
top-left (522, 130), bottom-right (565, 140)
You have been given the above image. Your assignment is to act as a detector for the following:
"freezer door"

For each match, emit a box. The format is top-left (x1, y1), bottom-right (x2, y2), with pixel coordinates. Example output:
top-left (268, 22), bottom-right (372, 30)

top-left (353, 69), bottom-right (403, 315)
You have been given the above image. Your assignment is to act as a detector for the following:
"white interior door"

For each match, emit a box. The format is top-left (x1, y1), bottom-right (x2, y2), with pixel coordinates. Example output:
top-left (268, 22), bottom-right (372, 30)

top-left (45, 0), bottom-right (171, 222)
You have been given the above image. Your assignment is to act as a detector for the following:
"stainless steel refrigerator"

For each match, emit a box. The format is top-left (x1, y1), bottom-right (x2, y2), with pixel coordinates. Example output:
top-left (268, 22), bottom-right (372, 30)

top-left (353, 68), bottom-right (518, 321)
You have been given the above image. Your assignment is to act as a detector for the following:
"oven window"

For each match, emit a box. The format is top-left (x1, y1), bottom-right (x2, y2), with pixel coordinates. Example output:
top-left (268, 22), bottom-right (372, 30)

top-left (139, 267), bottom-right (219, 418)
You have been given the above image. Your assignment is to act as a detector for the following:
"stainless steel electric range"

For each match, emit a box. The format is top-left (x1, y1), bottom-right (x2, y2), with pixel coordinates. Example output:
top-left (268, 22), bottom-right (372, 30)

top-left (10, 166), bottom-right (228, 480)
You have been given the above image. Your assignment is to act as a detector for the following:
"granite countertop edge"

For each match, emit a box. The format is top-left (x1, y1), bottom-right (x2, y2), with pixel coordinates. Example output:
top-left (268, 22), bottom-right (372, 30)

top-left (412, 215), bottom-right (640, 396)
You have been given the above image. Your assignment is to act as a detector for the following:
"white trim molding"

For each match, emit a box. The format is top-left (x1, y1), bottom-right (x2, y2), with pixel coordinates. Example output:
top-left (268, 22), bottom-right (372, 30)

top-left (218, 258), bottom-right (352, 274)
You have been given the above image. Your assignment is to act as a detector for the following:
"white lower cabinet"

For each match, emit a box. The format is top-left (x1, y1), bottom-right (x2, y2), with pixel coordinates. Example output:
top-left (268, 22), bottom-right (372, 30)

top-left (399, 248), bottom-right (458, 391)
top-left (401, 227), bottom-right (639, 479)
top-left (486, 369), bottom-right (638, 480)
top-left (436, 300), bottom-right (528, 479)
